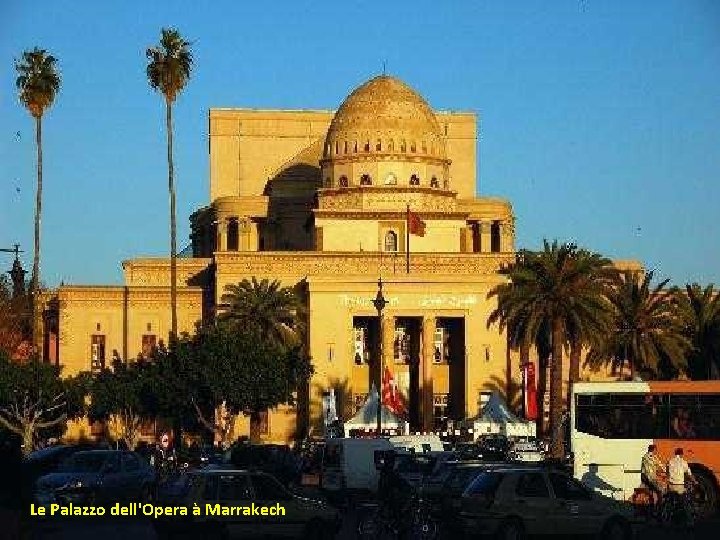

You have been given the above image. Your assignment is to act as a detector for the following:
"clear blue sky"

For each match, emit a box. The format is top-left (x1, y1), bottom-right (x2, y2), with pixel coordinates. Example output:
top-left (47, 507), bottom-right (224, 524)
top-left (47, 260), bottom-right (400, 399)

top-left (1, 0), bottom-right (719, 286)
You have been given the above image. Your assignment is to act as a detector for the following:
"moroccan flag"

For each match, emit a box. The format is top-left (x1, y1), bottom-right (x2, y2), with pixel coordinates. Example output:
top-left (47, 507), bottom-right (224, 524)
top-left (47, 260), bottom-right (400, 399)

top-left (382, 366), bottom-right (407, 416)
top-left (407, 209), bottom-right (426, 237)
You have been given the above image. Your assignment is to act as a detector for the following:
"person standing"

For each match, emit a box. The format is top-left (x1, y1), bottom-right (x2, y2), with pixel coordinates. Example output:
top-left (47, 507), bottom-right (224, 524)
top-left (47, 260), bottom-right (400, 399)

top-left (667, 448), bottom-right (695, 495)
top-left (151, 432), bottom-right (177, 480)
top-left (641, 444), bottom-right (665, 506)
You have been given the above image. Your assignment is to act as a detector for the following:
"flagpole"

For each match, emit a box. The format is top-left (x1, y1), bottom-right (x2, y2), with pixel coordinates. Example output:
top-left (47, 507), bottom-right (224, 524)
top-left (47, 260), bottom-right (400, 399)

top-left (406, 204), bottom-right (410, 274)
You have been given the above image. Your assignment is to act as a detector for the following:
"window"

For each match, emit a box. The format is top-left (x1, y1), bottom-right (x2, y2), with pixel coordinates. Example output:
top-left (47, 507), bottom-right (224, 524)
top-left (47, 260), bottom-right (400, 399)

top-left (353, 326), bottom-right (369, 364)
top-left (669, 394), bottom-right (720, 440)
top-left (490, 221), bottom-right (501, 253)
top-left (227, 218), bottom-right (239, 251)
top-left (410, 141), bottom-right (416, 153)
top-left (388, 139), bottom-right (394, 152)
top-left (141, 335), bottom-right (156, 358)
top-left (466, 472), bottom-right (504, 496)
top-left (364, 140), bottom-right (370, 152)
top-left (421, 141), bottom-right (427, 154)
top-left (376, 139), bottom-right (382, 151)
top-left (400, 139), bottom-right (407, 152)
top-left (335, 141), bottom-right (339, 155)
top-left (433, 326), bottom-right (450, 364)
top-left (354, 141), bottom-right (358, 153)
top-left (91, 335), bottom-right (106, 372)
top-left (253, 474), bottom-right (292, 500)
top-left (218, 474), bottom-right (252, 501)
top-left (385, 173), bottom-right (397, 185)
top-left (549, 473), bottom-right (592, 501)
top-left (384, 230), bottom-right (398, 252)
top-left (409, 174), bottom-right (420, 186)
top-left (575, 393), bottom-right (670, 439)
top-left (433, 394), bottom-right (449, 429)
top-left (430, 176), bottom-right (439, 188)
top-left (339, 175), bottom-right (349, 187)
top-left (515, 473), bottom-right (550, 498)
top-left (360, 174), bottom-right (372, 186)
top-left (344, 141), bottom-right (348, 154)
top-left (393, 324), bottom-right (409, 363)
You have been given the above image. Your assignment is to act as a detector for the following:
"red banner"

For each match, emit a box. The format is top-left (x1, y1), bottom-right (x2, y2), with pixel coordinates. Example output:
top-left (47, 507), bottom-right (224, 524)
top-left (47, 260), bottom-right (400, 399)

top-left (523, 362), bottom-right (538, 420)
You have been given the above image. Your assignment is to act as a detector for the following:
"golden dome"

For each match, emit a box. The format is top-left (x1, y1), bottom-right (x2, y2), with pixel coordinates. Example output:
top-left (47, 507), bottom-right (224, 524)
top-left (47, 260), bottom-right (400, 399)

top-left (323, 75), bottom-right (446, 161)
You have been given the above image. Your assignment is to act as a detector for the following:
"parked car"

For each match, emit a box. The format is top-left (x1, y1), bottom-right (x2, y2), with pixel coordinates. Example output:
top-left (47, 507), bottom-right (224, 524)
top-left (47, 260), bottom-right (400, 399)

top-left (393, 450), bottom-right (457, 490)
top-left (437, 461), bottom-right (510, 526)
top-left (458, 466), bottom-right (634, 539)
top-left (34, 450), bottom-right (155, 505)
top-left (508, 438), bottom-right (544, 463)
top-left (156, 465), bottom-right (341, 539)
top-left (476, 435), bottom-right (512, 461)
top-left (21, 443), bottom-right (110, 504)
top-left (228, 443), bottom-right (302, 486)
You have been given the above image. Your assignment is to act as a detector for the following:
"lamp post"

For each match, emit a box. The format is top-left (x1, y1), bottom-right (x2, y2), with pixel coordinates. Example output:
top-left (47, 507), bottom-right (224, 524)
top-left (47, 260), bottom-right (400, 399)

top-left (373, 278), bottom-right (388, 436)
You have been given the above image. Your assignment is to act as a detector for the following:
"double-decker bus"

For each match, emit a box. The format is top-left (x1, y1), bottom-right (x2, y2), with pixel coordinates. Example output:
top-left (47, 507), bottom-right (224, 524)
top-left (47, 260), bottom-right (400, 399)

top-left (571, 381), bottom-right (720, 517)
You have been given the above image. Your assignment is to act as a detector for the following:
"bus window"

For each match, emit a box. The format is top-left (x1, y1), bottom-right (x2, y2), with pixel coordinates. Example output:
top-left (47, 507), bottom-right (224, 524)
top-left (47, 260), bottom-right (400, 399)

top-left (575, 393), bottom-right (668, 439)
top-left (669, 394), bottom-right (720, 440)
top-left (323, 444), bottom-right (343, 467)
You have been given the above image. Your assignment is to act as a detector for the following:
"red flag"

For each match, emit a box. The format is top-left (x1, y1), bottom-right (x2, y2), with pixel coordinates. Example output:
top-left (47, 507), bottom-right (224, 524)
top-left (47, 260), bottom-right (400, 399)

top-left (407, 210), bottom-right (426, 237)
top-left (382, 366), bottom-right (407, 416)
top-left (523, 363), bottom-right (538, 420)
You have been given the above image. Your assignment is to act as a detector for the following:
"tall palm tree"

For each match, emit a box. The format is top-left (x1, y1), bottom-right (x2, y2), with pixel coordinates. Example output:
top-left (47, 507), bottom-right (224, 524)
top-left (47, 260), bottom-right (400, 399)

top-left (587, 271), bottom-right (690, 380)
top-left (15, 48), bottom-right (61, 342)
top-left (146, 28), bottom-right (193, 343)
top-left (679, 283), bottom-right (720, 380)
top-left (219, 278), bottom-right (301, 348)
top-left (488, 241), bottom-right (613, 458)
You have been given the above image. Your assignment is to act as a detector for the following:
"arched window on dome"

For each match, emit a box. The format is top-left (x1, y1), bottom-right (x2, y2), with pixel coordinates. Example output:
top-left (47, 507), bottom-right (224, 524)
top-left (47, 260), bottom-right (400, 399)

top-left (400, 140), bottom-right (407, 153)
top-left (388, 139), bottom-right (394, 152)
top-left (430, 176), bottom-right (439, 188)
top-left (335, 141), bottom-right (339, 155)
top-left (384, 230), bottom-right (398, 252)
top-left (360, 174), bottom-right (372, 186)
top-left (409, 174), bottom-right (420, 186)
top-left (344, 141), bottom-right (348, 154)
top-left (354, 141), bottom-right (358, 153)
top-left (339, 175), bottom-right (349, 187)
top-left (376, 139), bottom-right (382, 152)
top-left (364, 140), bottom-right (370, 152)
top-left (422, 141), bottom-right (427, 154)
top-left (410, 141), bottom-right (417, 153)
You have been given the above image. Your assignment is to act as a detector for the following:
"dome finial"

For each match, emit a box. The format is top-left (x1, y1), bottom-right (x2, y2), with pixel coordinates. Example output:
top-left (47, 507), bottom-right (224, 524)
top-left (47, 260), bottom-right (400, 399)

top-left (382, 60), bottom-right (387, 76)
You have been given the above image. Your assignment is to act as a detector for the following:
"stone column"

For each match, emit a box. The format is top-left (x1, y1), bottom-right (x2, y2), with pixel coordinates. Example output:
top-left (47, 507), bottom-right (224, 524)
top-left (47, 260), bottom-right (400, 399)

top-left (480, 221), bottom-right (492, 253)
top-left (502, 218), bottom-right (515, 253)
top-left (239, 218), bottom-right (250, 251)
top-left (249, 220), bottom-right (259, 252)
top-left (218, 217), bottom-right (228, 251)
top-left (463, 225), bottom-right (474, 253)
top-left (421, 316), bottom-right (435, 432)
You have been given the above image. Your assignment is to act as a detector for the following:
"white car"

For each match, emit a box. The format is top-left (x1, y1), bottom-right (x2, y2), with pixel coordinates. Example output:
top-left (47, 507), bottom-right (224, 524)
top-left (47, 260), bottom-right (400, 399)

top-left (510, 439), bottom-right (545, 462)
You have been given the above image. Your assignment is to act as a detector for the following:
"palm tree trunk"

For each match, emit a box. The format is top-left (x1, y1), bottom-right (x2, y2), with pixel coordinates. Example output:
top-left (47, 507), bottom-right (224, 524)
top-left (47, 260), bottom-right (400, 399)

top-left (536, 355), bottom-right (547, 437)
top-left (568, 340), bottom-right (581, 413)
top-left (549, 319), bottom-right (565, 459)
top-left (31, 115), bottom-right (43, 351)
top-left (166, 99), bottom-right (177, 343)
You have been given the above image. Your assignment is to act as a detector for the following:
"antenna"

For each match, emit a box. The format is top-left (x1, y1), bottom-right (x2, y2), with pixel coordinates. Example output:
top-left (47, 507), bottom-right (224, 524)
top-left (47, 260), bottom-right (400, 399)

top-left (382, 60), bottom-right (387, 75)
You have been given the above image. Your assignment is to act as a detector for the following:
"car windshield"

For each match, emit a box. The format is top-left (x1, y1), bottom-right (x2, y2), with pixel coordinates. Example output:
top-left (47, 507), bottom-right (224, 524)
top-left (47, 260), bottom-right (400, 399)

top-left (25, 446), bottom-right (67, 462)
top-left (59, 453), bottom-right (108, 473)
top-left (465, 471), bottom-right (504, 496)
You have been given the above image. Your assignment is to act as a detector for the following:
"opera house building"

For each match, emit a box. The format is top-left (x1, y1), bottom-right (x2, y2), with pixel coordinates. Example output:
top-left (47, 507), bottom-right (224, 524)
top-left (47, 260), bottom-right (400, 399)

top-left (37, 75), bottom-right (625, 443)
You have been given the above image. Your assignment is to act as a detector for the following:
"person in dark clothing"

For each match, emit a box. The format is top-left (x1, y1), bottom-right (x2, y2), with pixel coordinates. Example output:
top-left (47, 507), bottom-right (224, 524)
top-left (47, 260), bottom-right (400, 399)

top-left (150, 432), bottom-right (177, 480)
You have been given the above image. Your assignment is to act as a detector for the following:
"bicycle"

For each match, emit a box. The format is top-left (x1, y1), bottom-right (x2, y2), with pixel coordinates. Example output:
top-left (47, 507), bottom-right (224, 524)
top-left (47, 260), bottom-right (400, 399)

top-left (658, 482), bottom-right (697, 528)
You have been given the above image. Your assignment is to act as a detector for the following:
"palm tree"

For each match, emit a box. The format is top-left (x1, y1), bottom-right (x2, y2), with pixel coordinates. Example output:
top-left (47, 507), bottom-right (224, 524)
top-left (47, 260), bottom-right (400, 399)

top-left (587, 271), bottom-right (690, 380)
top-left (679, 283), bottom-right (720, 379)
top-left (488, 241), bottom-right (613, 458)
top-left (146, 28), bottom-right (193, 343)
top-left (219, 278), bottom-right (301, 348)
top-left (15, 48), bottom-right (61, 342)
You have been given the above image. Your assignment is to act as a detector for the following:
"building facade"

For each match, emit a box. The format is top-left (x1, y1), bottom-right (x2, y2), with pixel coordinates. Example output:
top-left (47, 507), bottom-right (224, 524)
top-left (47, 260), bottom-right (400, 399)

top-left (38, 75), bottom-right (632, 443)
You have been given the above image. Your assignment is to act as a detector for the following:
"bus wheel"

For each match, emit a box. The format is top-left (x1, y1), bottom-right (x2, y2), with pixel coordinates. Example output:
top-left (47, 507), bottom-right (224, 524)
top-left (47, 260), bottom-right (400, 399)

top-left (691, 469), bottom-right (718, 519)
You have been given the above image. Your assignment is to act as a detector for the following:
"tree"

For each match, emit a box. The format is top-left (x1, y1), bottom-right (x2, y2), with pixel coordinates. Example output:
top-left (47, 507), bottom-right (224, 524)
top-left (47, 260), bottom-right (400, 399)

top-left (587, 271), bottom-right (690, 380)
top-left (0, 276), bottom-right (32, 359)
top-left (0, 352), bottom-right (87, 455)
top-left (680, 283), bottom-right (720, 380)
top-left (88, 359), bottom-right (153, 450)
top-left (219, 278), bottom-right (301, 347)
top-left (15, 48), bottom-right (61, 343)
top-left (146, 28), bottom-right (193, 343)
top-left (487, 241), bottom-right (613, 458)
top-left (177, 322), bottom-right (312, 447)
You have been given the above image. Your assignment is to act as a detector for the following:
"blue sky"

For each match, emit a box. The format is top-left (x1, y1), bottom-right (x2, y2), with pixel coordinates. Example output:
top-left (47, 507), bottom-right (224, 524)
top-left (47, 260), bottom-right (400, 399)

top-left (1, 0), bottom-right (719, 286)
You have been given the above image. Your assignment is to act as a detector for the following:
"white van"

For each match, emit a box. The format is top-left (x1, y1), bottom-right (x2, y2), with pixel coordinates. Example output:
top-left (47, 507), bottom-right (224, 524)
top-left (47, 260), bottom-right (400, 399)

top-left (321, 438), bottom-right (393, 494)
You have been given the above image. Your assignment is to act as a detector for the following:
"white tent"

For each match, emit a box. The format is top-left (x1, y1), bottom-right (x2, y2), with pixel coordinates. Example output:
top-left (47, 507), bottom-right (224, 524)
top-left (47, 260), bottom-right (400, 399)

top-left (469, 392), bottom-right (536, 438)
top-left (343, 384), bottom-right (409, 435)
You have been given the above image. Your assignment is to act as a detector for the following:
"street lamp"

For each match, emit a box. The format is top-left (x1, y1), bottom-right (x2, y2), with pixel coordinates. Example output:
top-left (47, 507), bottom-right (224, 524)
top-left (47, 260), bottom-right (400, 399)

top-left (373, 278), bottom-right (388, 436)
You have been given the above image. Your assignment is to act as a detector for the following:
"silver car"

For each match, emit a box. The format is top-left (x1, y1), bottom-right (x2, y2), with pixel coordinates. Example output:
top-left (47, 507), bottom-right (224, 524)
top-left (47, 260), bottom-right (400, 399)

top-left (458, 466), bottom-right (635, 539)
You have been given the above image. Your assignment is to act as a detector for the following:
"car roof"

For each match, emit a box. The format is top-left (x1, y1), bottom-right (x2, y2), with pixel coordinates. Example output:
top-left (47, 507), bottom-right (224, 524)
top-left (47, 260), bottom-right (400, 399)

top-left (193, 464), bottom-right (267, 475)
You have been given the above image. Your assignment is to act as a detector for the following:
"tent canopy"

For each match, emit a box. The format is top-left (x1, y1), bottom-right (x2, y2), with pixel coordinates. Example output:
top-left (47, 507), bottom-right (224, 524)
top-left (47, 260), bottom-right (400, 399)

top-left (344, 384), bottom-right (405, 431)
top-left (468, 392), bottom-right (536, 438)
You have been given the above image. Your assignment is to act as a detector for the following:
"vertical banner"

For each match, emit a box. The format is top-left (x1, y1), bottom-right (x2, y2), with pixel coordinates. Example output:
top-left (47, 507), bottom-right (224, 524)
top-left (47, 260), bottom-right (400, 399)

top-left (523, 362), bottom-right (538, 420)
